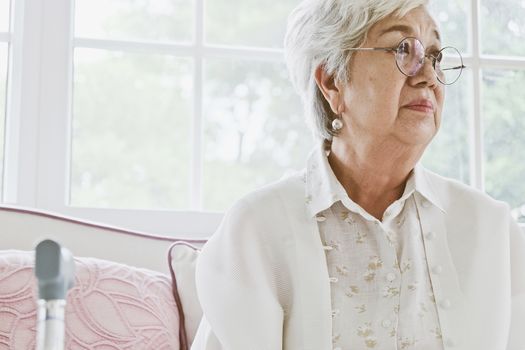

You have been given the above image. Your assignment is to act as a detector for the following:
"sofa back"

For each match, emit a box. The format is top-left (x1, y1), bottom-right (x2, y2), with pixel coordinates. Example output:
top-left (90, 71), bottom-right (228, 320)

top-left (0, 205), bottom-right (206, 273)
top-left (0, 205), bottom-right (208, 350)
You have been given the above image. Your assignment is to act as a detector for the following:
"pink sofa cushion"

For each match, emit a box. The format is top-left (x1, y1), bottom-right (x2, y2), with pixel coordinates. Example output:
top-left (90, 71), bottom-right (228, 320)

top-left (0, 250), bottom-right (180, 350)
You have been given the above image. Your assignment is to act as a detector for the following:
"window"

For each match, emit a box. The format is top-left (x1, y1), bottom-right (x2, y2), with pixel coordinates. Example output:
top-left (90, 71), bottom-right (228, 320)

top-left (69, 0), bottom-right (308, 215)
top-left (479, 0), bottom-right (525, 222)
top-left (425, 0), bottom-right (525, 223)
top-left (4, 0), bottom-right (525, 237)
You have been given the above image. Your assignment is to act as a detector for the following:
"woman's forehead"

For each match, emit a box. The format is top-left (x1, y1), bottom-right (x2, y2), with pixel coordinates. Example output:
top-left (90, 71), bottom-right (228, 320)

top-left (370, 8), bottom-right (441, 42)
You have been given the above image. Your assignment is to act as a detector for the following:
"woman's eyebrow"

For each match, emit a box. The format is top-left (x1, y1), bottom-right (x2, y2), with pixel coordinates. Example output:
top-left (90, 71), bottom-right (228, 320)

top-left (379, 24), bottom-right (441, 42)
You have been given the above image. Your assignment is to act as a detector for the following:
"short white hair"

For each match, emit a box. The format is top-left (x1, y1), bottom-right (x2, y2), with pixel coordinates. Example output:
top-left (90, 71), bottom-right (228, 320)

top-left (284, 0), bottom-right (429, 142)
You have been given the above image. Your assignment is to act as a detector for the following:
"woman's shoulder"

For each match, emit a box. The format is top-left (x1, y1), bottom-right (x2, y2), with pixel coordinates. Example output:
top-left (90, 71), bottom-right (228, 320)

top-left (226, 169), bottom-right (307, 220)
top-left (203, 170), bottom-right (306, 257)
top-left (422, 167), bottom-right (509, 212)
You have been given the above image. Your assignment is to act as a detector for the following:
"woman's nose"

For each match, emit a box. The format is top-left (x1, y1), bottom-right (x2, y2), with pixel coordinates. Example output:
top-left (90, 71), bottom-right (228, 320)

top-left (410, 56), bottom-right (439, 87)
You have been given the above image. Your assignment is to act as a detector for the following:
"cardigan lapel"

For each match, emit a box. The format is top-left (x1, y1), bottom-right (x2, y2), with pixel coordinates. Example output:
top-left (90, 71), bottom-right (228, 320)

top-left (414, 191), bottom-right (466, 349)
top-left (294, 214), bottom-right (333, 350)
top-left (285, 172), bottom-right (333, 350)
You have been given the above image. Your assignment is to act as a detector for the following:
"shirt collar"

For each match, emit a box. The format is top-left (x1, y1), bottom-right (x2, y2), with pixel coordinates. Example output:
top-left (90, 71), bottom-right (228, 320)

top-left (412, 162), bottom-right (446, 213)
top-left (305, 141), bottom-right (445, 218)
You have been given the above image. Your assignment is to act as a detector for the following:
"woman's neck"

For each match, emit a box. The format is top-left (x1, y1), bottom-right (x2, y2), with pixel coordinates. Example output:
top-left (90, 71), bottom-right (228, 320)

top-left (328, 137), bottom-right (422, 220)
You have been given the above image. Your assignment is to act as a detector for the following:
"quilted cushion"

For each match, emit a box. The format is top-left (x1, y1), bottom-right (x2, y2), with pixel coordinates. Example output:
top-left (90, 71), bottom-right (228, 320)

top-left (168, 242), bottom-right (202, 348)
top-left (0, 250), bottom-right (181, 350)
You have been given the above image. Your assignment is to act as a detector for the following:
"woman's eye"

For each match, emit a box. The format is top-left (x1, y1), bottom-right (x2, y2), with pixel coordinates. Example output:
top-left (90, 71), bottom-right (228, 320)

top-left (398, 42), bottom-right (410, 54)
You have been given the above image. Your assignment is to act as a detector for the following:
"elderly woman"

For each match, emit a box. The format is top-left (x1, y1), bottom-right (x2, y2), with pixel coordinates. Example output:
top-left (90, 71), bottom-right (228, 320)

top-left (191, 0), bottom-right (525, 349)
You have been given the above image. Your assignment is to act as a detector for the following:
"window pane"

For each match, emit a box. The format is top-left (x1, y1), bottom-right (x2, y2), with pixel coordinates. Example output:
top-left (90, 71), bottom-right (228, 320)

top-left (0, 43), bottom-right (7, 197)
top-left (205, 0), bottom-right (297, 48)
top-left (74, 0), bottom-right (193, 43)
top-left (0, 0), bottom-right (9, 32)
top-left (422, 70), bottom-right (471, 184)
top-left (483, 69), bottom-right (525, 223)
top-left (203, 58), bottom-right (311, 211)
top-left (480, 0), bottom-right (525, 56)
top-left (71, 48), bottom-right (193, 209)
top-left (429, 0), bottom-right (469, 54)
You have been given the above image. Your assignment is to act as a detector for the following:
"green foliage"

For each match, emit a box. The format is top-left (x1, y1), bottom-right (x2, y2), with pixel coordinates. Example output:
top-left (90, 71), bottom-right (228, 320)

top-left (75, 0), bottom-right (192, 42)
top-left (483, 70), bottom-right (525, 214)
top-left (71, 49), bottom-right (192, 209)
top-left (202, 58), bottom-right (311, 210)
top-left (205, 0), bottom-right (297, 48)
top-left (479, 0), bottom-right (525, 56)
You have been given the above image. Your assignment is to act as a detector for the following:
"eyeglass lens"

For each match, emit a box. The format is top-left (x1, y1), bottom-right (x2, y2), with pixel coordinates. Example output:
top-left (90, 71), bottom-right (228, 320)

top-left (395, 37), bottom-right (463, 85)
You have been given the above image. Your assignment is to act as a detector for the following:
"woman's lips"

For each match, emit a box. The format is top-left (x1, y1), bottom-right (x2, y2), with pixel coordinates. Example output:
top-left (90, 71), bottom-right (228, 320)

top-left (404, 105), bottom-right (434, 113)
top-left (404, 98), bottom-right (434, 114)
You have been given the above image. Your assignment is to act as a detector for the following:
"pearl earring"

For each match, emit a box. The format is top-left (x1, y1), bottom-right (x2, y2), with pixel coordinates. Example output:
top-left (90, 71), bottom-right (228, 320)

top-left (332, 117), bottom-right (343, 131)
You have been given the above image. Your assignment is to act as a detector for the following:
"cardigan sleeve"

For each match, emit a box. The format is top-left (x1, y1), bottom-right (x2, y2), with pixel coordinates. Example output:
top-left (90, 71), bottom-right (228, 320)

top-left (507, 215), bottom-right (525, 350)
top-left (191, 198), bottom-right (285, 350)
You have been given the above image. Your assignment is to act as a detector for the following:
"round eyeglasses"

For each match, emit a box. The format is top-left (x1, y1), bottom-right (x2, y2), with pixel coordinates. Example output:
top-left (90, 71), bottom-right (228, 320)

top-left (346, 37), bottom-right (466, 85)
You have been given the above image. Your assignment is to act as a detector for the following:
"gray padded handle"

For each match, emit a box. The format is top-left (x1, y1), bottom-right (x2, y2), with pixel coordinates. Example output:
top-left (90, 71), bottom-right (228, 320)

top-left (35, 239), bottom-right (75, 300)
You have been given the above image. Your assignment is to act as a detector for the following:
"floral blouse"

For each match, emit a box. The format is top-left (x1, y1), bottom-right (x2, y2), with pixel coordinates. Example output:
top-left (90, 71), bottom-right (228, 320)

top-left (306, 146), bottom-right (445, 349)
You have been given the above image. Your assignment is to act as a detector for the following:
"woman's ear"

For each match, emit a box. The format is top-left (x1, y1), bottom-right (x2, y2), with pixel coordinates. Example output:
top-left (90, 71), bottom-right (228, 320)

top-left (314, 65), bottom-right (344, 115)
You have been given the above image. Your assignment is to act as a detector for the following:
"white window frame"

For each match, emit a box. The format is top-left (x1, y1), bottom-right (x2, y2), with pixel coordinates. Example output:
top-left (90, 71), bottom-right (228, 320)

top-left (3, 0), bottom-right (525, 237)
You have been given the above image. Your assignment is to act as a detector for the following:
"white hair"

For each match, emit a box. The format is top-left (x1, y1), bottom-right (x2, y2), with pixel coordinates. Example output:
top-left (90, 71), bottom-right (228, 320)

top-left (284, 0), bottom-right (429, 142)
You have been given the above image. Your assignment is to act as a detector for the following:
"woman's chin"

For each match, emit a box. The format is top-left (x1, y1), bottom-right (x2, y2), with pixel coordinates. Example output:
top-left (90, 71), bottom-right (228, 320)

top-left (396, 126), bottom-right (437, 146)
top-left (395, 115), bottom-right (437, 144)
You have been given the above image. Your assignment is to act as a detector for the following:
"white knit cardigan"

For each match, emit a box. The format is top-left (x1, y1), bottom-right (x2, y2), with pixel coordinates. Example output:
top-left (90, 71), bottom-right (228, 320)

top-left (192, 167), bottom-right (525, 350)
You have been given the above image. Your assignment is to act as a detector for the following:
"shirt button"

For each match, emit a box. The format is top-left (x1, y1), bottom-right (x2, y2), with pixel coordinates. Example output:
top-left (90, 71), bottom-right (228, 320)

top-left (432, 265), bottom-right (443, 274)
top-left (381, 319), bottom-right (392, 328)
top-left (386, 272), bottom-right (396, 282)
top-left (316, 215), bottom-right (326, 222)
top-left (329, 277), bottom-right (339, 283)
top-left (323, 245), bottom-right (334, 251)
top-left (440, 298), bottom-right (452, 309)
top-left (331, 309), bottom-right (340, 317)
top-left (425, 231), bottom-right (436, 240)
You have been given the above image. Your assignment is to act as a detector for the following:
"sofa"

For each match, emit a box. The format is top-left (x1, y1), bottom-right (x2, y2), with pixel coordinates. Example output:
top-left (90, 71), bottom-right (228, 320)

top-left (0, 205), bottom-right (206, 349)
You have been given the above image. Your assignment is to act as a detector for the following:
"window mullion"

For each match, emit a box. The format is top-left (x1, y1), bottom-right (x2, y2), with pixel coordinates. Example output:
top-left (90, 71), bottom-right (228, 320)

top-left (3, 0), bottom-right (42, 207)
top-left (469, 0), bottom-right (484, 191)
top-left (35, 0), bottom-right (74, 211)
top-left (191, 0), bottom-right (204, 210)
